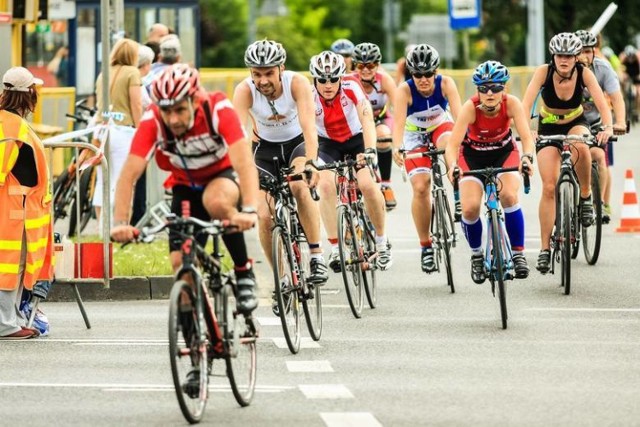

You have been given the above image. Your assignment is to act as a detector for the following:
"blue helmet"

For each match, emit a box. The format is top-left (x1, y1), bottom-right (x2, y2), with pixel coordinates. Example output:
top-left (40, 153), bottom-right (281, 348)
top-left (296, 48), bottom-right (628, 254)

top-left (472, 60), bottom-right (510, 85)
top-left (330, 39), bottom-right (355, 56)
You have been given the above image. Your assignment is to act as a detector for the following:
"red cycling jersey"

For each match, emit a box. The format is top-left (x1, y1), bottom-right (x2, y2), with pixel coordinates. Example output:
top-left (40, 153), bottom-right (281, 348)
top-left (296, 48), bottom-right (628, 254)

top-left (130, 92), bottom-right (245, 188)
top-left (464, 94), bottom-right (512, 150)
top-left (313, 78), bottom-right (368, 143)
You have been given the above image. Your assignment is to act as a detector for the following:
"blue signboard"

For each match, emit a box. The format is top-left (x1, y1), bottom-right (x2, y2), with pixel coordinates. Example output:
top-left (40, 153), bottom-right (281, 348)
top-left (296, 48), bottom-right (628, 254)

top-left (448, 0), bottom-right (482, 30)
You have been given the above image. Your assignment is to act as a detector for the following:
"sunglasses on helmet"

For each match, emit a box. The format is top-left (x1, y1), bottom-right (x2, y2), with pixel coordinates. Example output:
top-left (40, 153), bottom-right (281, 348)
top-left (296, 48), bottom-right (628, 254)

top-left (316, 77), bottom-right (340, 84)
top-left (477, 84), bottom-right (505, 94)
top-left (356, 63), bottom-right (378, 70)
top-left (412, 71), bottom-right (435, 79)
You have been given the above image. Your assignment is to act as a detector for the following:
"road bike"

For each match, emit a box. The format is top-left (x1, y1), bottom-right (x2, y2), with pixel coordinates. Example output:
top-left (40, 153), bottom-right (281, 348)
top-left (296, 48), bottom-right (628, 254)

top-left (454, 166), bottom-right (530, 329)
top-left (260, 162), bottom-right (322, 354)
top-left (310, 155), bottom-right (379, 318)
top-left (401, 136), bottom-right (457, 293)
top-left (134, 202), bottom-right (257, 424)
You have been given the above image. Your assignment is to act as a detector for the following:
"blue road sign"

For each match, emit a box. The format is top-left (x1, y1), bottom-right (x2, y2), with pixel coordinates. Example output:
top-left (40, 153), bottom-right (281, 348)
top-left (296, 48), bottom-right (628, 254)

top-left (449, 0), bottom-right (482, 30)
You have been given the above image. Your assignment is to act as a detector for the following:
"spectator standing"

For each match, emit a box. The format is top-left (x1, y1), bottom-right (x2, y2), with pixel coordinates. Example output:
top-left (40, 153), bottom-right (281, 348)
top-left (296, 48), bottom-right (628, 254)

top-left (0, 67), bottom-right (54, 339)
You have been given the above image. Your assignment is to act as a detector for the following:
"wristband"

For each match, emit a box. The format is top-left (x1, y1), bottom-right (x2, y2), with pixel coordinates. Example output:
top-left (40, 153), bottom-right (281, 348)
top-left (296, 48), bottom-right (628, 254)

top-left (114, 220), bottom-right (129, 227)
top-left (521, 153), bottom-right (534, 164)
top-left (241, 206), bottom-right (258, 215)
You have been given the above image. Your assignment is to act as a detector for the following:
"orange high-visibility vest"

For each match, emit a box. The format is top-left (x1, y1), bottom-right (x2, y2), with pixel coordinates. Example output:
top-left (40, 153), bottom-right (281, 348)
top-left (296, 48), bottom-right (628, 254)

top-left (0, 110), bottom-right (53, 291)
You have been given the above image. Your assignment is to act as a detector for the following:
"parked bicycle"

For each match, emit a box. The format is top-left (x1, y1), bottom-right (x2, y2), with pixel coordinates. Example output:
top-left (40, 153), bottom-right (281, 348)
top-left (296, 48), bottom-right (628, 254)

top-left (401, 136), bottom-right (457, 293)
top-left (453, 165), bottom-right (531, 329)
top-left (260, 161), bottom-right (322, 354)
top-left (309, 154), bottom-right (379, 319)
top-left (133, 201), bottom-right (257, 424)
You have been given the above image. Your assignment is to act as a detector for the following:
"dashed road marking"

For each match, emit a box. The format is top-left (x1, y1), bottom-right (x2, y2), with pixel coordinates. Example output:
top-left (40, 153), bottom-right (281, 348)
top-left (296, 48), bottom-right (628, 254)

top-left (286, 360), bottom-right (333, 372)
top-left (0, 382), bottom-right (293, 393)
top-left (273, 337), bottom-right (321, 349)
top-left (256, 316), bottom-right (281, 326)
top-left (526, 307), bottom-right (640, 312)
top-left (320, 412), bottom-right (383, 427)
top-left (299, 384), bottom-right (353, 399)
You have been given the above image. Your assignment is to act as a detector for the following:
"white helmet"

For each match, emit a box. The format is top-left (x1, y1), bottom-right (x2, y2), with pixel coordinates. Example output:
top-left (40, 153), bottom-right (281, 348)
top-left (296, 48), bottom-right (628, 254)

top-left (309, 51), bottom-right (346, 78)
top-left (244, 40), bottom-right (286, 67)
top-left (549, 32), bottom-right (582, 56)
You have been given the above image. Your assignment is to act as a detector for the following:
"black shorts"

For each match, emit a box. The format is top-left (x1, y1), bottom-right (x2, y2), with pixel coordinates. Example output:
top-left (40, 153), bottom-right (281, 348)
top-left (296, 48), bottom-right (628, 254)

top-left (536, 114), bottom-right (590, 152)
top-left (252, 134), bottom-right (306, 178)
top-left (318, 133), bottom-right (365, 163)
top-left (459, 142), bottom-right (519, 172)
top-left (168, 168), bottom-right (239, 252)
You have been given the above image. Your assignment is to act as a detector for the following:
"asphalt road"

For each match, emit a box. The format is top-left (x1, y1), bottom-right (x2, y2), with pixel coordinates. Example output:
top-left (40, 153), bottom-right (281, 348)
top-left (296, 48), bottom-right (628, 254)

top-left (2, 126), bottom-right (640, 426)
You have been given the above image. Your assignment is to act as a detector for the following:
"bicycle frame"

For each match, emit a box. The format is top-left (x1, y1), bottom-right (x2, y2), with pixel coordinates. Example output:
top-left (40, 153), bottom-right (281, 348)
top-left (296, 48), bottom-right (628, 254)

top-left (482, 177), bottom-right (514, 283)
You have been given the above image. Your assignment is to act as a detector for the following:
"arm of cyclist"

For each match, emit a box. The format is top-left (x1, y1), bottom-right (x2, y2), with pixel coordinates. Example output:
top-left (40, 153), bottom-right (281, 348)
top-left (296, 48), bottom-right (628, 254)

top-left (110, 153), bottom-right (148, 243)
top-left (441, 75), bottom-right (463, 121)
top-left (521, 65), bottom-right (548, 131)
top-left (508, 94), bottom-right (535, 176)
top-left (609, 90), bottom-right (627, 134)
top-left (227, 136), bottom-right (259, 231)
top-left (391, 83), bottom-right (410, 167)
top-left (583, 68), bottom-right (614, 144)
top-left (291, 73), bottom-right (320, 188)
top-left (444, 100), bottom-right (474, 182)
top-left (356, 98), bottom-right (377, 165)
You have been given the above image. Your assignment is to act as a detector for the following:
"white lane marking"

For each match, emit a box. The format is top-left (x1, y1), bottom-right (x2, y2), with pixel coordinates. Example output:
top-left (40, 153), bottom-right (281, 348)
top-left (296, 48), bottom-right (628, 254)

top-left (299, 384), bottom-right (353, 399)
top-left (321, 288), bottom-right (341, 295)
top-left (526, 307), bottom-right (640, 313)
top-left (0, 382), bottom-right (293, 393)
top-left (320, 412), bottom-right (383, 427)
top-left (286, 360), bottom-right (333, 372)
top-left (319, 304), bottom-right (350, 309)
top-left (273, 337), bottom-right (321, 349)
top-left (256, 316), bottom-right (281, 326)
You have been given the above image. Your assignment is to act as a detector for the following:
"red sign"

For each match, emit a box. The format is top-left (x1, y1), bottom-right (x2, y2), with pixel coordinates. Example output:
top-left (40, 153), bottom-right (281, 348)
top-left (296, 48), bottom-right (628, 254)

top-left (0, 12), bottom-right (12, 24)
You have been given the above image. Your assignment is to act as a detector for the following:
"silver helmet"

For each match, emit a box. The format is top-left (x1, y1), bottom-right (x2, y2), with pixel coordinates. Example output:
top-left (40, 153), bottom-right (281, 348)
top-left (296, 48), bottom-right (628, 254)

top-left (309, 51), bottom-right (346, 78)
top-left (406, 44), bottom-right (440, 74)
top-left (244, 40), bottom-right (286, 67)
top-left (549, 32), bottom-right (582, 56)
top-left (353, 42), bottom-right (382, 64)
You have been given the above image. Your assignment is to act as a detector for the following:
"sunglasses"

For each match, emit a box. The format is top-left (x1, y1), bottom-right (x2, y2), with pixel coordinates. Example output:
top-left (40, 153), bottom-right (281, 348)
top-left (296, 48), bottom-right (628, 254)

top-left (412, 71), bottom-right (435, 79)
top-left (316, 77), bottom-right (340, 84)
top-left (477, 84), bottom-right (505, 94)
top-left (356, 63), bottom-right (378, 70)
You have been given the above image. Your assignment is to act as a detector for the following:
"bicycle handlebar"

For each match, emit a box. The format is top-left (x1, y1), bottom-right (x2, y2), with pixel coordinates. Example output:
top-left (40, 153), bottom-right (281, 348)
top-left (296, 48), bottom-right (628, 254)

top-left (400, 147), bottom-right (445, 158)
top-left (307, 153), bottom-right (376, 172)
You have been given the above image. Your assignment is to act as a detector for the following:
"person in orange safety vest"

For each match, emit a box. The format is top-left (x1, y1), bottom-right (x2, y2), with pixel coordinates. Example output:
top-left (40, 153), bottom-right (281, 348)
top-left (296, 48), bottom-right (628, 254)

top-left (0, 67), bottom-right (54, 340)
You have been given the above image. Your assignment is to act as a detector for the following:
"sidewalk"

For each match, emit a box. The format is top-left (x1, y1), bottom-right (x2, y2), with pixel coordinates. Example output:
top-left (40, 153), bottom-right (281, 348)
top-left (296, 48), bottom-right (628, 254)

top-left (48, 228), bottom-right (273, 302)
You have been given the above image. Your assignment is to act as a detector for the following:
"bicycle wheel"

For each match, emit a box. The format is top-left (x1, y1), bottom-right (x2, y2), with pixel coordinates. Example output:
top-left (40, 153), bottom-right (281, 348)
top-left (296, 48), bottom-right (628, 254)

top-left (559, 183), bottom-right (573, 295)
top-left (168, 280), bottom-right (208, 424)
top-left (222, 282), bottom-right (257, 407)
top-left (582, 163), bottom-right (602, 265)
top-left (53, 170), bottom-right (72, 223)
top-left (69, 166), bottom-right (96, 236)
top-left (337, 205), bottom-right (364, 318)
top-left (300, 237), bottom-right (323, 341)
top-left (271, 226), bottom-right (301, 353)
top-left (490, 211), bottom-right (508, 329)
top-left (435, 193), bottom-right (455, 293)
top-left (359, 208), bottom-right (377, 309)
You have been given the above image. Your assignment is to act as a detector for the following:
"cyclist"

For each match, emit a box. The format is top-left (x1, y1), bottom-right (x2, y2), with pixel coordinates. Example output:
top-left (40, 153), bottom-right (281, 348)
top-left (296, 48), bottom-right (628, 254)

top-left (620, 45), bottom-right (640, 109)
top-left (110, 64), bottom-right (259, 314)
top-left (522, 32), bottom-right (613, 274)
top-left (576, 30), bottom-right (627, 224)
top-left (445, 61), bottom-right (535, 283)
top-left (392, 44), bottom-right (462, 273)
top-left (351, 42), bottom-right (398, 210)
top-left (331, 38), bottom-right (355, 71)
top-left (232, 40), bottom-right (328, 291)
top-left (311, 51), bottom-right (393, 271)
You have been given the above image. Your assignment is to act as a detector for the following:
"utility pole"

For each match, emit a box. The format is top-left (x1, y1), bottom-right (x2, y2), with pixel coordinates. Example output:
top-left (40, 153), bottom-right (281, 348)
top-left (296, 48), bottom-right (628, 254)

top-left (526, 0), bottom-right (545, 66)
top-left (248, 0), bottom-right (256, 45)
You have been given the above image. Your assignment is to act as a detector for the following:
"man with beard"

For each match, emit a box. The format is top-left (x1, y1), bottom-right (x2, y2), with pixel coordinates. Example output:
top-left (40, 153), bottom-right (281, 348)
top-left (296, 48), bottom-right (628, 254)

top-left (233, 40), bottom-right (328, 314)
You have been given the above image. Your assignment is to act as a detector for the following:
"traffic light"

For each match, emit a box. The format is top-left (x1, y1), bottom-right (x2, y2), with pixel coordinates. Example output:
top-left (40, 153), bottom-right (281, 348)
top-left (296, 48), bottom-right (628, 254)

top-left (11, 0), bottom-right (39, 22)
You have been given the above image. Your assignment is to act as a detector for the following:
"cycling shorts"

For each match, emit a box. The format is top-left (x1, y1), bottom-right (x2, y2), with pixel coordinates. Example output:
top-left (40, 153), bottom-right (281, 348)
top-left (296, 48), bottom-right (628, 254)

top-left (318, 133), bottom-right (365, 164)
top-left (536, 114), bottom-right (590, 152)
top-left (252, 134), bottom-right (306, 178)
top-left (402, 122), bottom-right (454, 177)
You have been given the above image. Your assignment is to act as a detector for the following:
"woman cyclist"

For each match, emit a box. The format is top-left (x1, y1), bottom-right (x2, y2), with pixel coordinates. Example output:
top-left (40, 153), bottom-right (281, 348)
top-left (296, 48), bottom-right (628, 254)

top-left (522, 32), bottom-right (613, 274)
top-left (351, 42), bottom-right (398, 210)
top-left (330, 38), bottom-right (355, 71)
top-left (392, 44), bottom-right (462, 274)
top-left (445, 61), bottom-right (535, 283)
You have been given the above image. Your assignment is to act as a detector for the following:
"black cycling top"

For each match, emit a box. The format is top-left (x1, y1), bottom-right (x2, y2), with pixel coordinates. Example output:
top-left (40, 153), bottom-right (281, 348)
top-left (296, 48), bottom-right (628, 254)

top-left (623, 56), bottom-right (640, 78)
top-left (540, 63), bottom-right (585, 110)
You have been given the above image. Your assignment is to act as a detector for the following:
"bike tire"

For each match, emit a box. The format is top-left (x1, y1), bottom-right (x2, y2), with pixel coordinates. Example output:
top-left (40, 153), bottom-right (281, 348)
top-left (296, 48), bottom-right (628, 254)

top-left (436, 194), bottom-right (455, 293)
top-left (337, 205), bottom-right (364, 318)
top-left (168, 280), bottom-right (208, 424)
top-left (559, 183), bottom-right (573, 295)
top-left (490, 211), bottom-right (508, 329)
top-left (69, 166), bottom-right (96, 236)
top-left (359, 208), bottom-right (378, 309)
top-left (223, 282), bottom-right (257, 407)
top-left (53, 170), bottom-right (72, 224)
top-left (271, 226), bottom-right (301, 354)
top-left (299, 236), bottom-right (323, 341)
top-left (582, 163), bottom-right (602, 265)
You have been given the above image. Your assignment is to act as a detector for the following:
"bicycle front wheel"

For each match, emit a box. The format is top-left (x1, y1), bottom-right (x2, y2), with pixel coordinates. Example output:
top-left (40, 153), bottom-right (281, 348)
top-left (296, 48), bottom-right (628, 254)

top-left (271, 226), bottom-right (301, 353)
top-left (338, 205), bottom-right (364, 318)
top-left (490, 211), bottom-right (507, 329)
top-left (168, 280), bottom-right (208, 424)
top-left (435, 194), bottom-right (455, 293)
top-left (582, 163), bottom-right (602, 265)
top-left (559, 183), bottom-right (573, 295)
top-left (360, 209), bottom-right (377, 309)
top-left (69, 166), bottom-right (96, 236)
top-left (222, 283), bottom-right (257, 407)
top-left (299, 236), bottom-right (322, 340)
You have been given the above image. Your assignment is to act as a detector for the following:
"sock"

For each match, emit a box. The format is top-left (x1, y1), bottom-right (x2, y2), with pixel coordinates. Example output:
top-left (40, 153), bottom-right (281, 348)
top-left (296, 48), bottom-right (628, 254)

top-left (311, 253), bottom-right (324, 261)
top-left (378, 149), bottom-right (393, 182)
top-left (504, 204), bottom-right (525, 251)
top-left (461, 216), bottom-right (483, 253)
top-left (375, 235), bottom-right (386, 246)
top-left (420, 239), bottom-right (432, 249)
top-left (328, 238), bottom-right (338, 245)
top-left (222, 232), bottom-right (249, 267)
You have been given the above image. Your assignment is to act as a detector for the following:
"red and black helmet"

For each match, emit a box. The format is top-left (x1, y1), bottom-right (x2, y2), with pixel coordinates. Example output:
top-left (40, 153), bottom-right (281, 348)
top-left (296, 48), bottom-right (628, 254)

top-left (151, 64), bottom-right (201, 107)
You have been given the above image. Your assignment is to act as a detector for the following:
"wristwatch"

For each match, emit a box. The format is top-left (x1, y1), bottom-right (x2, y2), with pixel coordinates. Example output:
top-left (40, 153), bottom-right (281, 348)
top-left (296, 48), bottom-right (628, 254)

top-left (521, 153), bottom-right (534, 164)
